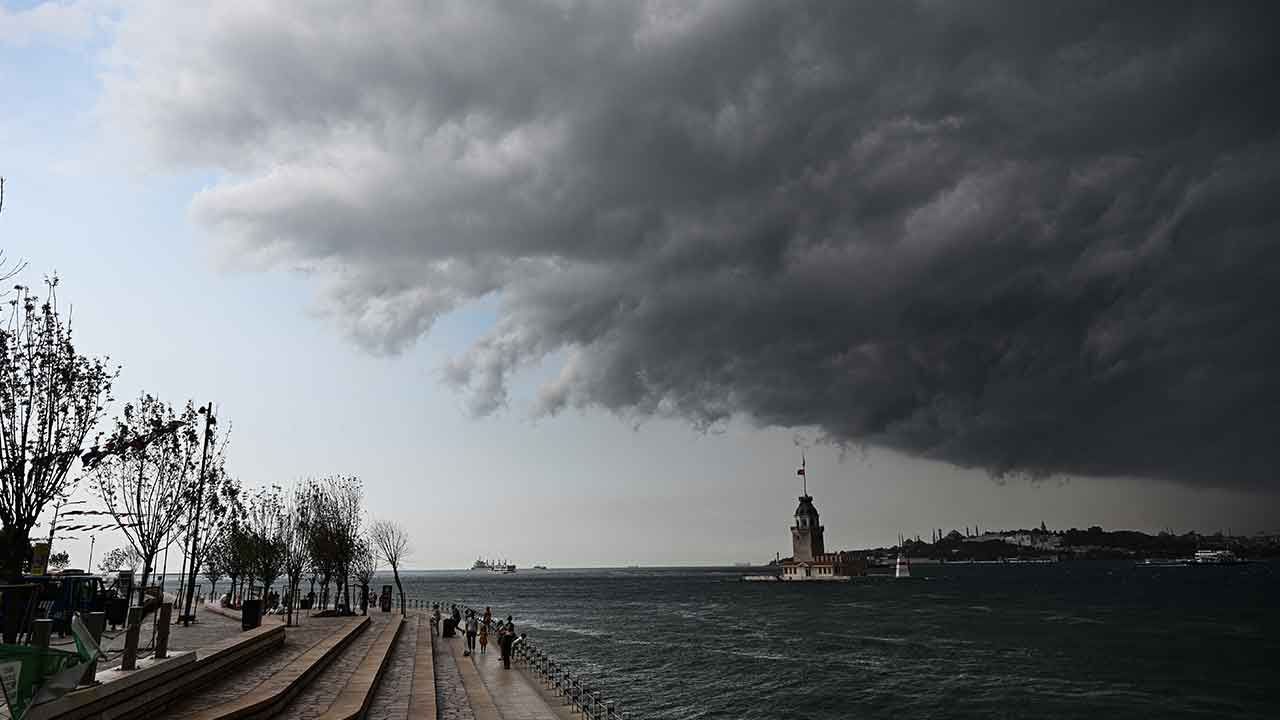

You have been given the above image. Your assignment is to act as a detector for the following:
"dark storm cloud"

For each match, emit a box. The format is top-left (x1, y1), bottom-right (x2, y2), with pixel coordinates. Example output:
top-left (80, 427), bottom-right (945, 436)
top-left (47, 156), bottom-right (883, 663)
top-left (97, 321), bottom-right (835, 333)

top-left (105, 1), bottom-right (1280, 487)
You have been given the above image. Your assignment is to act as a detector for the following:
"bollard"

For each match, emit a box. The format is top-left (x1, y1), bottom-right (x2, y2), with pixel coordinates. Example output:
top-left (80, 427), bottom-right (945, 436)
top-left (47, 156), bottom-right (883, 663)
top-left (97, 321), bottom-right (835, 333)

top-left (82, 612), bottom-right (106, 685)
top-left (30, 618), bottom-right (52, 649)
top-left (156, 602), bottom-right (173, 659)
top-left (122, 606), bottom-right (143, 670)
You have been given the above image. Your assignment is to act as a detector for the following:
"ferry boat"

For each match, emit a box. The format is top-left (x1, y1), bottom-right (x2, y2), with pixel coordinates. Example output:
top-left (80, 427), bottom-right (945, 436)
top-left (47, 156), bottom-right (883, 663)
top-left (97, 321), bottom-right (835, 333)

top-left (1191, 549), bottom-right (1246, 565)
top-left (471, 557), bottom-right (518, 573)
top-left (1138, 550), bottom-right (1249, 567)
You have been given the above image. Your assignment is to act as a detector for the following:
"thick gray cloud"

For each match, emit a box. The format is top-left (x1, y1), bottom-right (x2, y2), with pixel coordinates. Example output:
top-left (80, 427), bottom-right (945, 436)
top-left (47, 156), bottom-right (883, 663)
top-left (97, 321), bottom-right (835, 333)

top-left (104, 1), bottom-right (1280, 487)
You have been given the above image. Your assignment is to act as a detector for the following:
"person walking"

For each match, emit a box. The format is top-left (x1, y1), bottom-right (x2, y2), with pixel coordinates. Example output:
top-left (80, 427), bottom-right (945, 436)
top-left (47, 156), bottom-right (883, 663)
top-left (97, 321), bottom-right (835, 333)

top-left (464, 610), bottom-right (478, 656)
top-left (499, 616), bottom-right (516, 669)
top-left (478, 616), bottom-right (489, 655)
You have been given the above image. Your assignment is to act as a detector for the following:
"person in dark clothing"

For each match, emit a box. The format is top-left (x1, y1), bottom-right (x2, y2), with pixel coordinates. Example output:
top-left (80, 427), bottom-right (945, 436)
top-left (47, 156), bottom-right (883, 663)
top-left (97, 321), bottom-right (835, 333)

top-left (499, 616), bottom-right (516, 668)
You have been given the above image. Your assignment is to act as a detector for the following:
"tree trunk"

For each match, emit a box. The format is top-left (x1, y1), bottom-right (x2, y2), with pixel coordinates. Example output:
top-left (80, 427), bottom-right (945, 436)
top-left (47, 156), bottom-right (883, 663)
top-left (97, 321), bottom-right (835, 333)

top-left (0, 525), bottom-right (30, 584)
top-left (342, 565), bottom-right (352, 615)
top-left (139, 555), bottom-right (155, 606)
top-left (392, 566), bottom-right (405, 615)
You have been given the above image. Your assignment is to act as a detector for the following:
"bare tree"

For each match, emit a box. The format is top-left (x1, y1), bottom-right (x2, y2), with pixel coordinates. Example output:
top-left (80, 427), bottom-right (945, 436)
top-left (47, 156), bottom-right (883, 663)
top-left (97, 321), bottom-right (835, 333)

top-left (0, 279), bottom-right (115, 584)
top-left (180, 444), bottom-right (239, 610)
top-left (351, 537), bottom-right (378, 616)
top-left (280, 482), bottom-right (313, 626)
top-left (221, 523), bottom-right (253, 606)
top-left (245, 486), bottom-right (285, 602)
top-left (87, 395), bottom-right (201, 604)
top-left (97, 546), bottom-right (140, 576)
top-left (202, 541), bottom-right (227, 604)
top-left (370, 520), bottom-right (410, 615)
top-left (303, 475), bottom-right (362, 614)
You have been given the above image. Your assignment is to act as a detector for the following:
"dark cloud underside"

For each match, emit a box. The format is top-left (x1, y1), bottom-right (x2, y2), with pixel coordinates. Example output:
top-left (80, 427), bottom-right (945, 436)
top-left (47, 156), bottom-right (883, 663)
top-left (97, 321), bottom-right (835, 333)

top-left (106, 1), bottom-right (1280, 487)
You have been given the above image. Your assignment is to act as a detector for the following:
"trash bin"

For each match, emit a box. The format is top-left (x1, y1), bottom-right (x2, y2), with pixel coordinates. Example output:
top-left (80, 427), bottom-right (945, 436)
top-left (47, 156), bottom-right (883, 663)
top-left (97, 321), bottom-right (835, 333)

top-left (242, 599), bottom-right (262, 630)
top-left (107, 597), bottom-right (128, 628)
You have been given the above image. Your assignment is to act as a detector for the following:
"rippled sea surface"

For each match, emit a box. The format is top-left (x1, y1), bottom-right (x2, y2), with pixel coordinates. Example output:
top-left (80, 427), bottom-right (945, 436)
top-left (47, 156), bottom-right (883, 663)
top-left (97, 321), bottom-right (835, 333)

top-left (394, 562), bottom-right (1277, 719)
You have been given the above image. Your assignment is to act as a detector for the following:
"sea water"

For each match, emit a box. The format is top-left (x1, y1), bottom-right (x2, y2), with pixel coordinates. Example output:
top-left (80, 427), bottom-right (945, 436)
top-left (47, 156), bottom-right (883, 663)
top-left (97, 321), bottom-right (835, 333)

top-left (397, 561), bottom-right (1277, 719)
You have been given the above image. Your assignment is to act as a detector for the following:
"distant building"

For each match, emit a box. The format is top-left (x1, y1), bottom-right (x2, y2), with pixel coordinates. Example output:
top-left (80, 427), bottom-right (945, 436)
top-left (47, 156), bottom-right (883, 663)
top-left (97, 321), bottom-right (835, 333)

top-left (779, 492), bottom-right (866, 580)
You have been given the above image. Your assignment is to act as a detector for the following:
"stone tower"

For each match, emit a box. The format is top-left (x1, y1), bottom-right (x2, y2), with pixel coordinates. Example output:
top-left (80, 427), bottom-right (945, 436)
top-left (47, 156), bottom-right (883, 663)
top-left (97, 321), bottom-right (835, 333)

top-left (791, 494), bottom-right (825, 562)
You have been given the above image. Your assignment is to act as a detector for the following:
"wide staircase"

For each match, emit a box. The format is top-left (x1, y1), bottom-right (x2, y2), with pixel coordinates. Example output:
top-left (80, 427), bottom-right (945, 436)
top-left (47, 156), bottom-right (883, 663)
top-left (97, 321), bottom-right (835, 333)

top-left (158, 611), bottom-right (424, 720)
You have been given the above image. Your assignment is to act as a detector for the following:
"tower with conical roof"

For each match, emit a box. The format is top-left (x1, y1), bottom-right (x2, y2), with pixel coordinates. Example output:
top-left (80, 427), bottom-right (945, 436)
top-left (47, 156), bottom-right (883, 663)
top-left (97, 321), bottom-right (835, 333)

top-left (791, 493), bottom-right (825, 563)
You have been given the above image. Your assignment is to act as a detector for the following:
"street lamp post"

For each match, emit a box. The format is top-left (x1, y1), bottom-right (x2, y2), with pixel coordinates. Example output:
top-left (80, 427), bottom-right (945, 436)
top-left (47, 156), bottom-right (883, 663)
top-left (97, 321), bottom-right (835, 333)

top-left (181, 403), bottom-right (215, 625)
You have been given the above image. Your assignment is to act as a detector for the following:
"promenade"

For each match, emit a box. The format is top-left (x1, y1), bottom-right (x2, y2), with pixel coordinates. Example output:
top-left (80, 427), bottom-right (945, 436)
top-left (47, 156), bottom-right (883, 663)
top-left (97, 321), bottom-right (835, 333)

top-left (433, 617), bottom-right (573, 720)
top-left (33, 604), bottom-right (579, 720)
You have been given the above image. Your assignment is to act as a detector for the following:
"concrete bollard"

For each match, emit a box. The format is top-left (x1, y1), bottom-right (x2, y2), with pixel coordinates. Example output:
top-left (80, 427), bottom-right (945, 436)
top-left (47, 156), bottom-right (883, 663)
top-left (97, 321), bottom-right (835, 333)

top-left (30, 618), bottom-right (52, 649)
top-left (121, 606), bottom-right (143, 670)
top-left (156, 602), bottom-right (173, 659)
top-left (83, 612), bottom-right (106, 685)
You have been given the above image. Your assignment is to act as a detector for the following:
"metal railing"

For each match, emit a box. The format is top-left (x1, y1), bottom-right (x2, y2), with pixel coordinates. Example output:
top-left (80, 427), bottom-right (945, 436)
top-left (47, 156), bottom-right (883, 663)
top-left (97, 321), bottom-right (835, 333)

top-left (405, 596), bottom-right (630, 719)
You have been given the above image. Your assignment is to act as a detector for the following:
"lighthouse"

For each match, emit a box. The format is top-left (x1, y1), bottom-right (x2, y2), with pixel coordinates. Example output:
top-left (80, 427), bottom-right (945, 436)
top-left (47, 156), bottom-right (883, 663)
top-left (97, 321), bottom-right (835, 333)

top-left (770, 458), bottom-right (866, 581)
top-left (791, 494), bottom-right (825, 563)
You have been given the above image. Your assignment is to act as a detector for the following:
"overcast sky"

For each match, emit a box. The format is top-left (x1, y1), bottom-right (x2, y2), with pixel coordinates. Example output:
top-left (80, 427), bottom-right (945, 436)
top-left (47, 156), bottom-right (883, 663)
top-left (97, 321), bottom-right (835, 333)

top-left (3, 1), bottom-right (1277, 569)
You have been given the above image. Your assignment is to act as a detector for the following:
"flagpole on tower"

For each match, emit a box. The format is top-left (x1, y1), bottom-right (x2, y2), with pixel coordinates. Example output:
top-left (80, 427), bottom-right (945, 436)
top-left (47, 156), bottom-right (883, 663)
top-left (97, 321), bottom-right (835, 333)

top-left (797, 453), bottom-right (807, 496)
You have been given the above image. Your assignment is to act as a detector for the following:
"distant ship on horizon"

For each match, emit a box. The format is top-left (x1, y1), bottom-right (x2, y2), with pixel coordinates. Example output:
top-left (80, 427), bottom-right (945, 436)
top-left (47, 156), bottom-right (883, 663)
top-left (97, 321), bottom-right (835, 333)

top-left (470, 557), bottom-right (517, 573)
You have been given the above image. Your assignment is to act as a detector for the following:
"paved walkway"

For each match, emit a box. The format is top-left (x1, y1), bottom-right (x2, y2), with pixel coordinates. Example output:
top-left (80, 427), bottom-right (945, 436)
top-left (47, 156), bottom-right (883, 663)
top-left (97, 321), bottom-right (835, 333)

top-left (437, 624), bottom-right (572, 720)
top-left (366, 614), bottom-right (419, 720)
top-left (433, 626), bottom-right (478, 720)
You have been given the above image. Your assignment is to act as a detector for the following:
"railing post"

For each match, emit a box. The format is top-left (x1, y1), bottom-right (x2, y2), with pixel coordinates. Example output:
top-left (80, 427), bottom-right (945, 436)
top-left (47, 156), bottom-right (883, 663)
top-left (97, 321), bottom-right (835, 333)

top-left (82, 611), bottom-right (106, 685)
top-left (30, 618), bottom-right (52, 649)
top-left (156, 602), bottom-right (173, 659)
top-left (122, 606), bottom-right (143, 670)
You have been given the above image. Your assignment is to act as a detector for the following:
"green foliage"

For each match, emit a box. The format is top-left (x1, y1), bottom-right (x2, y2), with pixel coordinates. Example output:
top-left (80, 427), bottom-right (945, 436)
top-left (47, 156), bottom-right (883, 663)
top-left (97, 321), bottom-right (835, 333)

top-left (87, 393), bottom-right (201, 600)
top-left (0, 279), bottom-right (115, 580)
top-left (47, 550), bottom-right (70, 572)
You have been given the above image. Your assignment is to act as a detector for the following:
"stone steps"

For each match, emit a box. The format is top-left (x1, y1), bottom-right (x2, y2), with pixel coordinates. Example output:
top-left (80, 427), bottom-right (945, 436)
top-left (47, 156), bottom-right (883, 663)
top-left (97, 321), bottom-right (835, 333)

top-left (315, 614), bottom-right (404, 720)
top-left (28, 623), bottom-right (286, 720)
top-left (178, 615), bottom-right (370, 720)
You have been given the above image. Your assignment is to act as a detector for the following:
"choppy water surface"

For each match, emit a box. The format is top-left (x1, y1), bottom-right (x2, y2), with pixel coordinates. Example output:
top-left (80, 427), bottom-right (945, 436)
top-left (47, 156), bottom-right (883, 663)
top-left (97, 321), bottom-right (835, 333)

top-left (395, 562), bottom-right (1277, 719)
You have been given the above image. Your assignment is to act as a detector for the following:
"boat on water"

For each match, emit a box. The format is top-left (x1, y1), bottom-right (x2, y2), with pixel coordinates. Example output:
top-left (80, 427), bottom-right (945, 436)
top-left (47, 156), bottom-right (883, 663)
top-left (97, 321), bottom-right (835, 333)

top-left (1138, 550), bottom-right (1250, 567)
top-left (470, 557), bottom-right (518, 573)
top-left (532, 565), bottom-right (548, 570)
top-left (1191, 549), bottom-right (1247, 565)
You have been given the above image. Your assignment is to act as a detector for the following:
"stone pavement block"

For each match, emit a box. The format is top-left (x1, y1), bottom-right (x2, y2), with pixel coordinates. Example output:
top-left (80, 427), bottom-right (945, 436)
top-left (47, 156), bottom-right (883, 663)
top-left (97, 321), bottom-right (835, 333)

top-left (167, 616), bottom-right (366, 719)
top-left (461, 636), bottom-right (573, 720)
top-left (433, 630), bottom-right (477, 720)
top-left (277, 615), bottom-right (385, 720)
top-left (368, 614), bottom-right (420, 720)
top-left (316, 614), bottom-right (404, 720)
